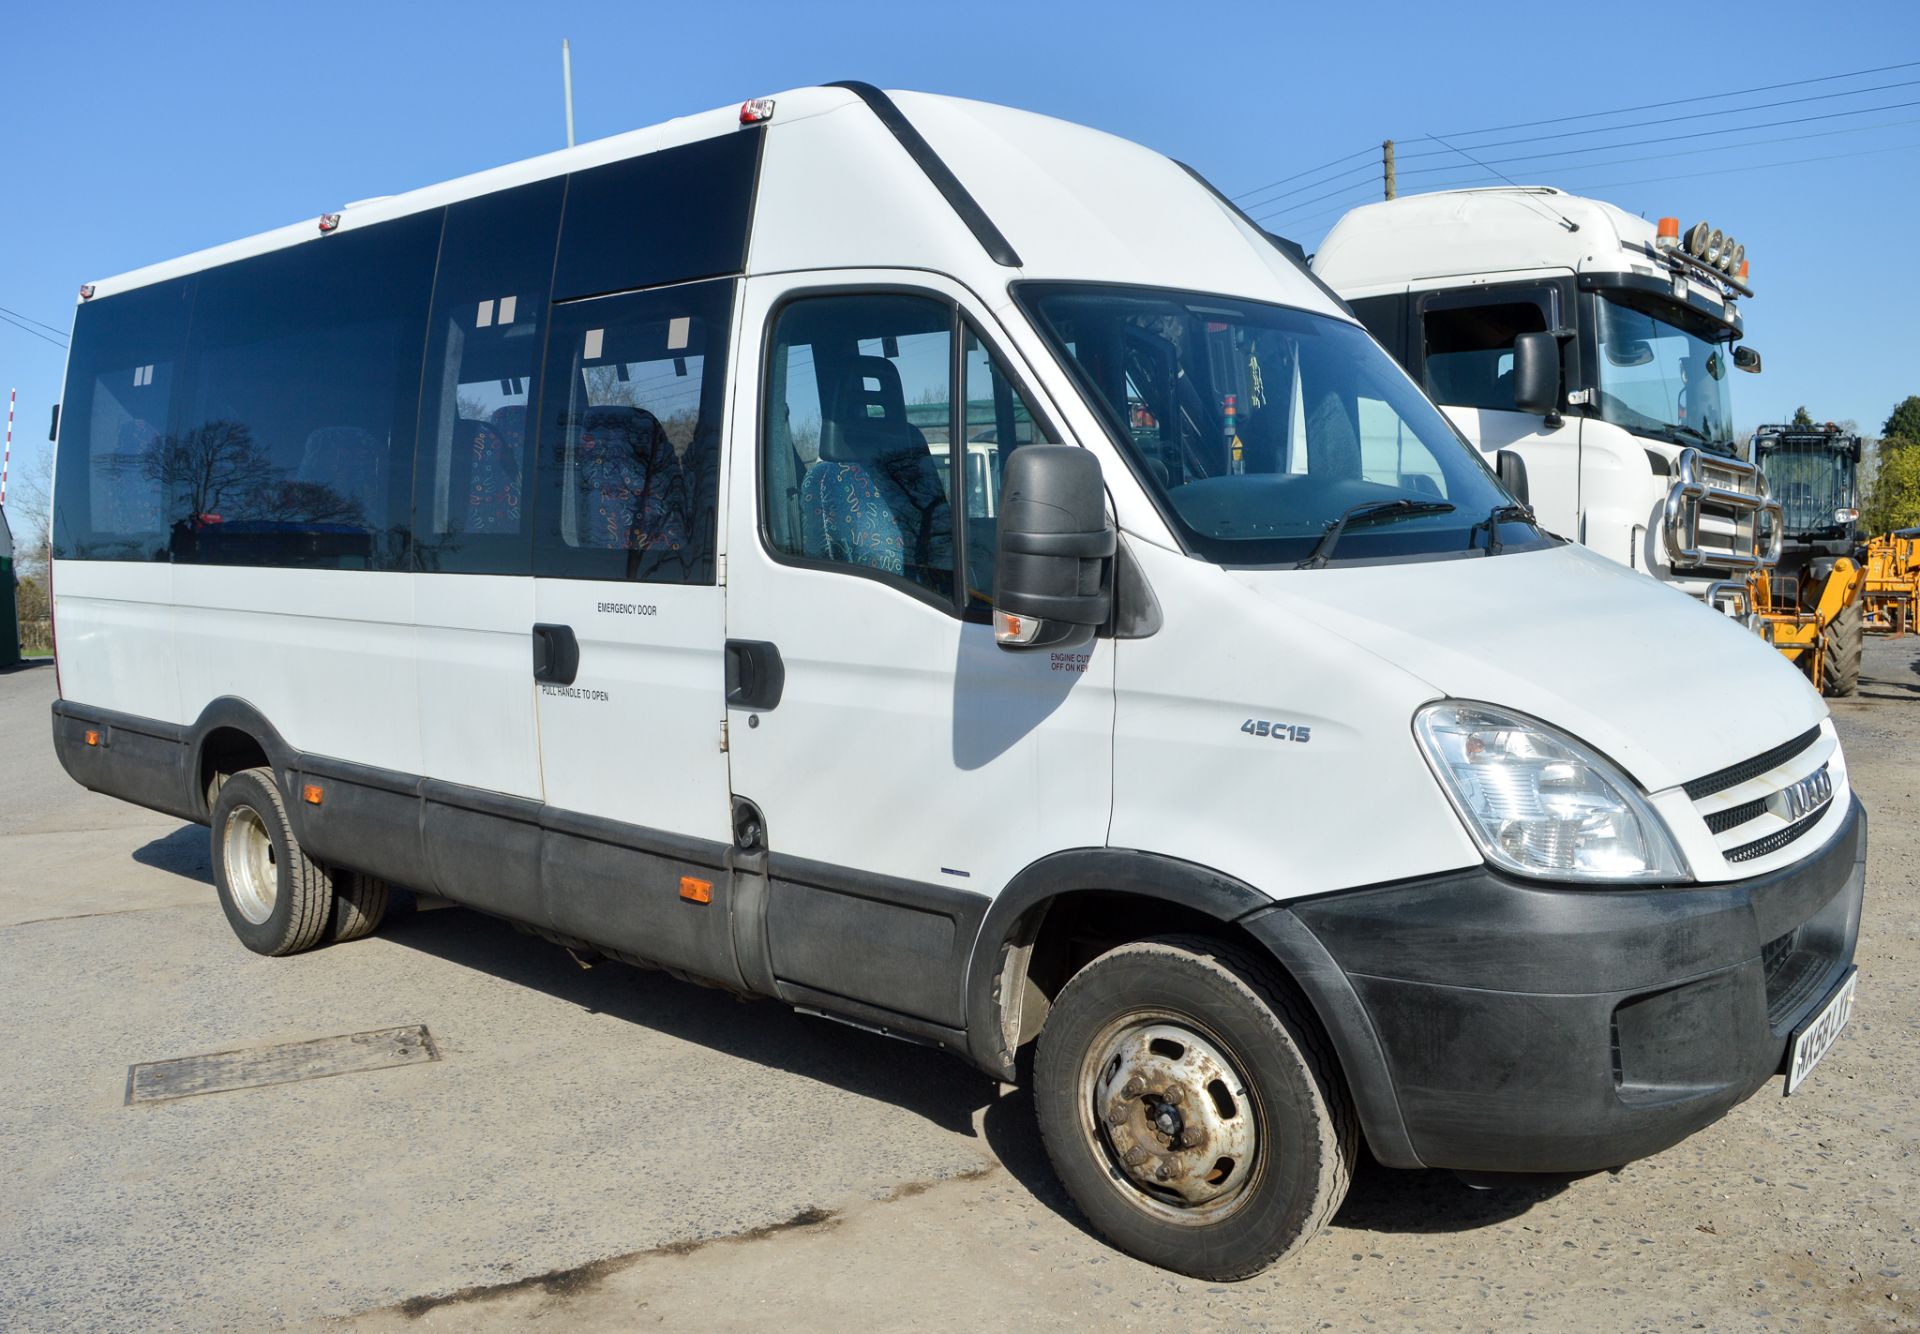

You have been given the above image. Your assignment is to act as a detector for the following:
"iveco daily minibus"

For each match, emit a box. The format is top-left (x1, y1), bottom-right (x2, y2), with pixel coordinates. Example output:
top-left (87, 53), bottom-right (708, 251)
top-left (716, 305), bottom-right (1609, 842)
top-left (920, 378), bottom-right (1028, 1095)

top-left (49, 85), bottom-right (1865, 1280)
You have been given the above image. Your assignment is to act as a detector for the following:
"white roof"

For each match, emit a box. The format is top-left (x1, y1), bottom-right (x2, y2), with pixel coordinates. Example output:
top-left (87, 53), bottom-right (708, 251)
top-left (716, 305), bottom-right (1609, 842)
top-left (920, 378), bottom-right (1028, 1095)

top-left (1312, 187), bottom-right (1670, 296)
top-left (83, 87), bottom-right (1341, 322)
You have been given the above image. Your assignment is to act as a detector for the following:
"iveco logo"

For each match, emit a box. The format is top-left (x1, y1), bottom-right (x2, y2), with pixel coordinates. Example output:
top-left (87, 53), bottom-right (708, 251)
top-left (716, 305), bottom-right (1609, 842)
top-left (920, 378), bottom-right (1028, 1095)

top-left (1771, 765), bottom-right (1833, 823)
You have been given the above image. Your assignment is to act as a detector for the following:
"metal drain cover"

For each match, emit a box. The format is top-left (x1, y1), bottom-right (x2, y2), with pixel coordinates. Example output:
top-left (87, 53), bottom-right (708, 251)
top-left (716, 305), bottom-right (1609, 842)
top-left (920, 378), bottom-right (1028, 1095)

top-left (126, 1025), bottom-right (438, 1104)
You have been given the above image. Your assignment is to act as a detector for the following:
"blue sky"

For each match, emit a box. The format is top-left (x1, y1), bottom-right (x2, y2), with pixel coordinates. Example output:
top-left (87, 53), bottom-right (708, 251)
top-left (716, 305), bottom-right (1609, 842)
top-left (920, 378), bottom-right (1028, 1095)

top-left (3, 0), bottom-right (1917, 509)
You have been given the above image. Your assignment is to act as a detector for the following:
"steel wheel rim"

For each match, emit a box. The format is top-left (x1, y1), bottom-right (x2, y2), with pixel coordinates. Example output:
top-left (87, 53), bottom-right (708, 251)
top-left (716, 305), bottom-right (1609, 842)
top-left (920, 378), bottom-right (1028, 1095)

top-left (1077, 1011), bottom-right (1264, 1225)
top-left (223, 805), bottom-right (278, 925)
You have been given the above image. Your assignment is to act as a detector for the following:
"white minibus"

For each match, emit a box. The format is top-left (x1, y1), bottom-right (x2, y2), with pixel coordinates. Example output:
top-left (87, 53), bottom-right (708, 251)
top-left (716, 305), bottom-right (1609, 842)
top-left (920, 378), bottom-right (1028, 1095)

top-left (50, 85), bottom-right (1864, 1279)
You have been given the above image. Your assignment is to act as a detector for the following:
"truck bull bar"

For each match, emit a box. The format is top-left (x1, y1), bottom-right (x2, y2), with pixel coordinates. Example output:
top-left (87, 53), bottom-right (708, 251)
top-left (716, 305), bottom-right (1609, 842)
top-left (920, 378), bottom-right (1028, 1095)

top-left (1661, 449), bottom-right (1782, 573)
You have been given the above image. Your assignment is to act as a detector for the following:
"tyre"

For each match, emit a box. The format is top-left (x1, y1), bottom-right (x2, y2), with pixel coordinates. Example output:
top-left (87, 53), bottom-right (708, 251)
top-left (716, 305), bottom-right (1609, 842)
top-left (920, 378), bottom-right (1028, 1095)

top-left (1032, 935), bottom-right (1356, 1280)
top-left (1823, 599), bottom-right (1863, 698)
top-left (329, 871), bottom-right (391, 944)
top-left (209, 767), bottom-right (335, 956)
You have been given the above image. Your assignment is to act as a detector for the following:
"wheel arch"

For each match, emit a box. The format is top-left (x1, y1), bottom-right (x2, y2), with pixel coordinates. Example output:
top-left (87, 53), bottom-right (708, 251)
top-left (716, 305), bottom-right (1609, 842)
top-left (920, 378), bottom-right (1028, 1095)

top-left (188, 697), bottom-right (297, 820)
top-left (962, 847), bottom-right (1421, 1168)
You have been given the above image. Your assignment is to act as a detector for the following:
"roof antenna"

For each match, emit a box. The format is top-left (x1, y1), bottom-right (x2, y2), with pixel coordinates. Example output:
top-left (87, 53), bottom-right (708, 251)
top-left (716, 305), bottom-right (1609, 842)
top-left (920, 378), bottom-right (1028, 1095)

top-left (1423, 132), bottom-right (1579, 232)
top-left (562, 39), bottom-right (576, 148)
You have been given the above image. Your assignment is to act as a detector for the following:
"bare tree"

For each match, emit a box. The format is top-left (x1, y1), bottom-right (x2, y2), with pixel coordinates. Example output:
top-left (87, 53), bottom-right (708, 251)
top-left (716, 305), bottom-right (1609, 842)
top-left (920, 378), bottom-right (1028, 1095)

top-left (4, 449), bottom-right (54, 581)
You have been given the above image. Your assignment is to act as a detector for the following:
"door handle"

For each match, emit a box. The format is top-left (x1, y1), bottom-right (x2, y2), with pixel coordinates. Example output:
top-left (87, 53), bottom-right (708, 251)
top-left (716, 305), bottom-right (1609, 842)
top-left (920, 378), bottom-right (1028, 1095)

top-left (725, 640), bottom-right (785, 711)
top-left (532, 624), bottom-right (580, 686)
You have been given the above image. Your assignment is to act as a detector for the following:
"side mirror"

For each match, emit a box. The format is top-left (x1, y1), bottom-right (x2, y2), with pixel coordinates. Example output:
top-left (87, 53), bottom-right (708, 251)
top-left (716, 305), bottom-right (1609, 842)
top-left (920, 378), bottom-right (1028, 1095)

top-left (1495, 450), bottom-right (1531, 506)
top-left (994, 445), bottom-right (1115, 650)
top-left (1733, 345), bottom-right (1762, 374)
top-left (1511, 332), bottom-right (1561, 419)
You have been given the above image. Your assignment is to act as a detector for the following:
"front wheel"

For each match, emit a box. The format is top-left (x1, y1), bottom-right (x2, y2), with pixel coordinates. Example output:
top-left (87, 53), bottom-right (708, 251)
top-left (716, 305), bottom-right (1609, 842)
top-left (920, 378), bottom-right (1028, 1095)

top-left (1033, 936), bottom-right (1356, 1280)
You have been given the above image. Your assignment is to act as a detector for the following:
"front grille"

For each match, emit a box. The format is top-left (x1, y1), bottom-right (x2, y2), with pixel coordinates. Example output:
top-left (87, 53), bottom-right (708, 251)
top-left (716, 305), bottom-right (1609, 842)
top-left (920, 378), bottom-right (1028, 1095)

top-left (1705, 797), bottom-right (1768, 835)
top-left (1727, 803), bottom-right (1831, 863)
top-left (1684, 726), bottom-right (1821, 801)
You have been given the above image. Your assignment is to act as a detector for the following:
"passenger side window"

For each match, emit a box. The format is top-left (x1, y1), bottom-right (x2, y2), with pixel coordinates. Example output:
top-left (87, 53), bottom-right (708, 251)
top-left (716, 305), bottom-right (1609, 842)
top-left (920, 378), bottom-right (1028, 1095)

top-left (168, 211), bottom-right (441, 570)
top-left (531, 280), bottom-right (733, 584)
top-left (1421, 293), bottom-right (1551, 412)
top-left (414, 179), bottom-right (564, 574)
top-left (764, 294), bottom-right (957, 601)
top-left (51, 278), bottom-right (193, 562)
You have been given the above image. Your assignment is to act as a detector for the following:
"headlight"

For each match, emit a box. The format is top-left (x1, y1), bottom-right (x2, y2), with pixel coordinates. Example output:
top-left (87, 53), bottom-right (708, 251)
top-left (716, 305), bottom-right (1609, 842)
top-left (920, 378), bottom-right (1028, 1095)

top-left (1414, 701), bottom-right (1690, 883)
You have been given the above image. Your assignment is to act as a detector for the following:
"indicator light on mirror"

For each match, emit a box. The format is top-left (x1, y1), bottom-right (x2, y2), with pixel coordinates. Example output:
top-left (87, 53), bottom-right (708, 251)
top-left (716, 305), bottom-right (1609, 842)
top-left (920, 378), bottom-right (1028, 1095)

top-left (994, 610), bottom-right (1041, 646)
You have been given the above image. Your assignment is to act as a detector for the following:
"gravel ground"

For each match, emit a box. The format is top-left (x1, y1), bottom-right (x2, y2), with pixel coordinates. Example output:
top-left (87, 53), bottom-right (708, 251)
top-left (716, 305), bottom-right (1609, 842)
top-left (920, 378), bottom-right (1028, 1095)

top-left (1, 638), bottom-right (1916, 1333)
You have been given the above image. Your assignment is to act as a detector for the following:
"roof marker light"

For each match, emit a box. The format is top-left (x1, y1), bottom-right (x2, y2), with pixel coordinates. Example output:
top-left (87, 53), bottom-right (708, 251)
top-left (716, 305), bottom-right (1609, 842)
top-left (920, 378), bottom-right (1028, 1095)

top-left (739, 98), bottom-right (776, 126)
top-left (317, 213), bottom-right (342, 234)
top-left (79, 284), bottom-right (95, 300)
top-left (1655, 217), bottom-right (1680, 250)
top-left (1738, 259), bottom-right (1751, 283)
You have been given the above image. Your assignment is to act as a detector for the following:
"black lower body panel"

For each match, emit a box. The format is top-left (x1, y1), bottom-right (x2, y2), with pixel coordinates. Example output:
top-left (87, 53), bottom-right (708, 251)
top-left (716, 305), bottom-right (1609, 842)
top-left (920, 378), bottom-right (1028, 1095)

top-left (1270, 799), bottom-right (1867, 1173)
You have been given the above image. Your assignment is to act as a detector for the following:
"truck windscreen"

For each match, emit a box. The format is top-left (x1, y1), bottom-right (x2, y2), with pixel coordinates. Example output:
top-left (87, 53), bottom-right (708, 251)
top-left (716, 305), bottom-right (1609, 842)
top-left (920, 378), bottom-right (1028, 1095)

top-left (1018, 283), bottom-right (1541, 567)
top-left (1760, 444), bottom-right (1854, 537)
top-left (1594, 292), bottom-right (1736, 454)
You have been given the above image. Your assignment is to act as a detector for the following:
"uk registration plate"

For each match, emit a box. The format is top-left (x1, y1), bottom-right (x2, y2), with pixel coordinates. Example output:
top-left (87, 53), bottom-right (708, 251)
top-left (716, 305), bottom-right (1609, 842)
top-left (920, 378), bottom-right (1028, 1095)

top-left (1784, 968), bottom-right (1857, 1095)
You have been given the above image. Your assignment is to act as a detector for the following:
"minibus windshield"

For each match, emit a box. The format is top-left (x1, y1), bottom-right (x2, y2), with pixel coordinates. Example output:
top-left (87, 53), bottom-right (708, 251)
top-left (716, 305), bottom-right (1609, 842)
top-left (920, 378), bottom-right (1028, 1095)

top-left (1019, 284), bottom-right (1539, 566)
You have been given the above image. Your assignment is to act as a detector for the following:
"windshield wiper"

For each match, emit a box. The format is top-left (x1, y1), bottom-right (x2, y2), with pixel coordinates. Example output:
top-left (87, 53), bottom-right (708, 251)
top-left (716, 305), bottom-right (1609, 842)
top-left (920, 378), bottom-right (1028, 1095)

top-left (1470, 503), bottom-right (1537, 557)
top-left (1297, 498), bottom-right (1456, 569)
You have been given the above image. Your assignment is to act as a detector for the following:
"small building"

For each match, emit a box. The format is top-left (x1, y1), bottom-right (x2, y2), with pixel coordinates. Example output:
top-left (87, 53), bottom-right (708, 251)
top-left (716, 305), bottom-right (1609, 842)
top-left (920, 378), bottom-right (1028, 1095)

top-left (0, 507), bottom-right (18, 667)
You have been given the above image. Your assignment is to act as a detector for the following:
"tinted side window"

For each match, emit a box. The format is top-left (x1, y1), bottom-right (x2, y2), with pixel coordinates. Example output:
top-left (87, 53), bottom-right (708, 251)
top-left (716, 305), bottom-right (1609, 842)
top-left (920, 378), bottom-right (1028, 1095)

top-left (52, 279), bottom-right (194, 561)
top-left (532, 280), bottom-right (734, 584)
top-left (1348, 294), bottom-right (1408, 368)
top-left (168, 212), bottom-right (441, 569)
top-left (764, 294), bottom-right (957, 603)
top-left (959, 325), bottom-right (1054, 607)
top-left (1421, 293), bottom-right (1550, 412)
top-left (553, 129), bottom-right (761, 302)
top-left (414, 180), bottom-right (564, 575)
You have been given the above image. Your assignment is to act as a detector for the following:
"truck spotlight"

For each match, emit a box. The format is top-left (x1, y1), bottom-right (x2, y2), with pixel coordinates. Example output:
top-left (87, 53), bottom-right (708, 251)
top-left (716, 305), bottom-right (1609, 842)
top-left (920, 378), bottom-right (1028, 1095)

top-left (1685, 221), bottom-right (1711, 257)
top-left (1706, 229), bottom-right (1725, 266)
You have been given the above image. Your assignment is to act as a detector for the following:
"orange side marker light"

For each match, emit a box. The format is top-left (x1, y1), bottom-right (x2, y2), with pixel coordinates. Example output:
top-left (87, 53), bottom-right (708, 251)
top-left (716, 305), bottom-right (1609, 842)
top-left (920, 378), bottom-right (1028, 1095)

top-left (84, 729), bottom-right (101, 746)
top-left (302, 785), bottom-right (324, 805)
top-left (679, 876), bottom-right (713, 905)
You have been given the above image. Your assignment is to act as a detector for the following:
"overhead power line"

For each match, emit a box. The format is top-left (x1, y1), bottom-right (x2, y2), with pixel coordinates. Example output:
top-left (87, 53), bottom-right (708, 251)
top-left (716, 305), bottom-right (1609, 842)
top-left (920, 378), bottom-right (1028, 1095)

top-left (0, 303), bottom-right (71, 337)
top-left (1398, 76), bottom-right (1920, 160)
top-left (1412, 138), bottom-right (1920, 203)
top-left (1231, 144), bottom-right (1375, 203)
top-left (1430, 57), bottom-right (1920, 142)
top-left (0, 310), bottom-right (67, 351)
top-left (1397, 113), bottom-right (1920, 181)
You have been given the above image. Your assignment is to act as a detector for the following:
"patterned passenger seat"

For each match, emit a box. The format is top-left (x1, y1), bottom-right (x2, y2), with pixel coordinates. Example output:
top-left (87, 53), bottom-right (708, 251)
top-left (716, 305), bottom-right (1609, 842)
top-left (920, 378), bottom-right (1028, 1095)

top-left (799, 355), bottom-right (952, 590)
top-left (461, 406), bottom-right (524, 534)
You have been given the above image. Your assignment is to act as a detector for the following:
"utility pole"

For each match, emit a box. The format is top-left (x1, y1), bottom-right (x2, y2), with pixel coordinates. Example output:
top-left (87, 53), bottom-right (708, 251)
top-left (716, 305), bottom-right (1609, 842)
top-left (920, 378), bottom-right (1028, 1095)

top-left (1383, 140), bottom-right (1396, 201)
top-left (562, 39), bottom-right (576, 148)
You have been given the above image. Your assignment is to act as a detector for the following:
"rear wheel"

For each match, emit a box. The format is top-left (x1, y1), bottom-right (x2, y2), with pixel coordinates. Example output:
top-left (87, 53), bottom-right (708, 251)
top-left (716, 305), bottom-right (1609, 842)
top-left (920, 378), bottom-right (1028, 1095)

top-left (329, 871), bottom-right (391, 943)
top-left (1033, 935), bottom-right (1355, 1280)
top-left (1824, 599), bottom-right (1863, 697)
top-left (210, 767), bottom-right (334, 956)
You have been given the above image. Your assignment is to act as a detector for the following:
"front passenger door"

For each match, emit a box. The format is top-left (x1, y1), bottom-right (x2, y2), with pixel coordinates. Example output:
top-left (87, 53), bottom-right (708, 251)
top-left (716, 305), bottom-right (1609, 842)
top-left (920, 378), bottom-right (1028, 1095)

top-left (722, 275), bottom-right (1115, 1030)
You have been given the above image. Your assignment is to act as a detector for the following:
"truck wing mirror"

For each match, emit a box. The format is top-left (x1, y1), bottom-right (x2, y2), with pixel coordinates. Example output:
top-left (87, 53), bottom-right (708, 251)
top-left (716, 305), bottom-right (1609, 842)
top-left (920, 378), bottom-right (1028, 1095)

top-left (1496, 450), bottom-right (1531, 506)
top-left (1733, 345), bottom-right (1762, 373)
top-left (1511, 332), bottom-right (1561, 419)
top-left (994, 445), bottom-right (1115, 650)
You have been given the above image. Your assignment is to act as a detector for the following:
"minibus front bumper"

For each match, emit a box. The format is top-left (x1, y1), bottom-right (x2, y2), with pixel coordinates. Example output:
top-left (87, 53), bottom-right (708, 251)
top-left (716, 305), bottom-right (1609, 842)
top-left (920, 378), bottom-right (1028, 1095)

top-left (1251, 798), bottom-right (1866, 1174)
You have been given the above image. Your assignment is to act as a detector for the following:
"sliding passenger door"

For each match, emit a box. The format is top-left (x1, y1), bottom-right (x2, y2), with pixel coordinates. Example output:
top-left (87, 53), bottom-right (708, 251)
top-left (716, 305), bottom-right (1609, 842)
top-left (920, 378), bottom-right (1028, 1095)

top-left (723, 274), bottom-right (1116, 1032)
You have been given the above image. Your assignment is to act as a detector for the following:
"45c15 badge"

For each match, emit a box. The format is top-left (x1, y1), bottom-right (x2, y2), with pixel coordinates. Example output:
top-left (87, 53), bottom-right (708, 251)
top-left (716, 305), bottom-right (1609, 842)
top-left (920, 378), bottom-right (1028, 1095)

top-left (1241, 719), bottom-right (1311, 743)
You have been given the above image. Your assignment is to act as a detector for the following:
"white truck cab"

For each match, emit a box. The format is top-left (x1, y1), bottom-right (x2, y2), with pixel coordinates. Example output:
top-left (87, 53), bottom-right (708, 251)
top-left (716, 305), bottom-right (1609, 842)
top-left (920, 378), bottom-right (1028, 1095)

top-left (1313, 187), bottom-right (1777, 608)
top-left (49, 90), bottom-right (1863, 1281)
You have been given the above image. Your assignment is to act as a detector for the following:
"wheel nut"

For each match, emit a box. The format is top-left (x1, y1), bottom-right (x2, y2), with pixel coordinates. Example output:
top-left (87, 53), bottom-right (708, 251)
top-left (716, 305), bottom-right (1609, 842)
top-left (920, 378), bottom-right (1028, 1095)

top-left (1123, 1146), bottom-right (1148, 1166)
top-left (1107, 1104), bottom-right (1129, 1127)
top-left (1121, 1077), bottom-right (1146, 1098)
top-left (1163, 1085), bottom-right (1184, 1103)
